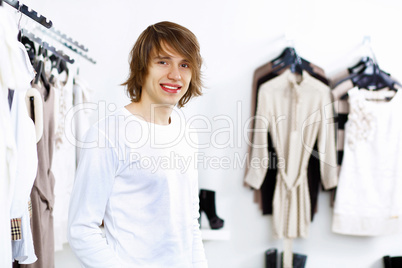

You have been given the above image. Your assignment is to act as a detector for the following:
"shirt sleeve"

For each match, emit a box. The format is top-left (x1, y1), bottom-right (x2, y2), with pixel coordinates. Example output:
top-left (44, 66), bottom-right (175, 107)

top-left (191, 141), bottom-right (208, 267)
top-left (68, 126), bottom-right (122, 268)
top-left (317, 91), bottom-right (338, 190)
top-left (244, 90), bottom-right (270, 189)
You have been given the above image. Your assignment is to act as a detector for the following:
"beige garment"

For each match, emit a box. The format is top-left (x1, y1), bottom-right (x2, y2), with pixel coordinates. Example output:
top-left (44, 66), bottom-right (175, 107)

top-left (20, 82), bottom-right (55, 268)
top-left (245, 69), bottom-right (338, 267)
top-left (249, 62), bottom-right (327, 212)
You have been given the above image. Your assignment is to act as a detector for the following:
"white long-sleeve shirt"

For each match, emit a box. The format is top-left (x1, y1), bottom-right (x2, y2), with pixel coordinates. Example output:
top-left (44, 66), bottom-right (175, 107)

top-left (68, 107), bottom-right (207, 268)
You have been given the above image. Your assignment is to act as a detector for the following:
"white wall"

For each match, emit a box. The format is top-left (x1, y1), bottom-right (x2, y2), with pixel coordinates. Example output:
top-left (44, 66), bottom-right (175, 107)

top-left (15, 0), bottom-right (402, 267)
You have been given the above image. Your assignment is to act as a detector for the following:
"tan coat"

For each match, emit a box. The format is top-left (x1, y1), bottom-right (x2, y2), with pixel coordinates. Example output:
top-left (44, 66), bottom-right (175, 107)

top-left (245, 69), bottom-right (338, 240)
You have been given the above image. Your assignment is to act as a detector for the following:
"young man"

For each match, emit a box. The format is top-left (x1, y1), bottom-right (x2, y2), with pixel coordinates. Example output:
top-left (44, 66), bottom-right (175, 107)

top-left (68, 21), bottom-right (208, 268)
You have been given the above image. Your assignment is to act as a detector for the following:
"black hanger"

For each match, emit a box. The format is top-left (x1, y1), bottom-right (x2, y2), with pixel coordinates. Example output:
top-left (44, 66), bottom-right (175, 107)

top-left (48, 55), bottom-right (66, 85)
top-left (334, 58), bottom-right (374, 88)
top-left (271, 47), bottom-right (292, 65)
top-left (40, 48), bottom-right (50, 92)
top-left (50, 54), bottom-right (69, 75)
top-left (33, 46), bottom-right (50, 98)
top-left (347, 57), bottom-right (371, 74)
top-left (272, 47), bottom-right (305, 75)
top-left (349, 36), bottom-right (400, 91)
top-left (21, 36), bottom-right (36, 65)
top-left (335, 57), bottom-right (395, 92)
top-left (33, 49), bottom-right (43, 85)
top-left (270, 47), bottom-right (329, 85)
top-left (352, 62), bottom-right (400, 91)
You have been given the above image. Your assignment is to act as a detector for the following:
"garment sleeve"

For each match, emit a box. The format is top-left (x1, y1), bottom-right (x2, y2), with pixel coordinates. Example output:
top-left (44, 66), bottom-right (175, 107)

top-left (191, 138), bottom-right (208, 267)
top-left (244, 90), bottom-right (270, 189)
top-left (317, 91), bottom-right (338, 190)
top-left (68, 126), bottom-right (121, 268)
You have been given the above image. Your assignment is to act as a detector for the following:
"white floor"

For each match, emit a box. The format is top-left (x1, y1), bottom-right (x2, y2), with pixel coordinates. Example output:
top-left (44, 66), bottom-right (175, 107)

top-left (55, 244), bottom-right (81, 268)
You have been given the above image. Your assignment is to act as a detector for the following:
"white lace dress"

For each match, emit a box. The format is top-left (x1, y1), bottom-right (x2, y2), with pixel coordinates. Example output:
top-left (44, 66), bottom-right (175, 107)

top-left (333, 87), bottom-right (402, 236)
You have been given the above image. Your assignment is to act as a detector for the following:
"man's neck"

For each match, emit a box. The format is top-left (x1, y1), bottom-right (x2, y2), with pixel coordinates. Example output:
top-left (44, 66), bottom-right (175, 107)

top-left (125, 101), bottom-right (174, 125)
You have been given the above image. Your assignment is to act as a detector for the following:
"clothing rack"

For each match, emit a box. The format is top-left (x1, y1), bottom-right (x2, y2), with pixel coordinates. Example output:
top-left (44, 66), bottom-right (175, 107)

top-left (21, 29), bottom-right (74, 64)
top-left (3, 0), bottom-right (95, 65)
top-left (62, 41), bottom-right (96, 64)
top-left (49, 27), bottom-right (88, 52)
top-left (38, 27), bottom-right (96, 64)
top-left (3, 0), bottom-right (52, 28)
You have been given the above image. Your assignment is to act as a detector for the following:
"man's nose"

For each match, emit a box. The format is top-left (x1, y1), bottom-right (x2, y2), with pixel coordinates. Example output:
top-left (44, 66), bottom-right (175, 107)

top-left (167, 66), bottom-right (181, 81)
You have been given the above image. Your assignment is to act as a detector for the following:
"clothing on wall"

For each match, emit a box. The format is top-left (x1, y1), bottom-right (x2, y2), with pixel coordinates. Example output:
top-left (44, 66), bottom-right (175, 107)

top-left (10, 89), bottom-right (38, 264)
top-left (10, 88), bottom-right (38, 222)
top-left (245, 69), bottom-right (338, 267)
top-left (330, 70), bottom-right (400, 172)
top-left (0, 4), bottom-right (38, 267)
top-left (249, 54), bottom-right (331, 222)
top-left (0, 85), bottom-right (15, 268)
top-left (333, 87), bottom-right (402, 235)
top-left (50, 66), bottom-right (77, 252)
top-left (19, 81), bottom-right (56, 268)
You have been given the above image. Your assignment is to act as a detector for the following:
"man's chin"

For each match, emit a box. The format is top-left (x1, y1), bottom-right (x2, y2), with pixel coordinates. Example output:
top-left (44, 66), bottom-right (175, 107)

top-left (150, 103), bottom-right (177, 108)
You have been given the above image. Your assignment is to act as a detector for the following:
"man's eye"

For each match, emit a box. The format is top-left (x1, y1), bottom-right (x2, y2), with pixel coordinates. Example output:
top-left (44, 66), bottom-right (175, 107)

top-left (158, 61), bottom-right (167, 65)
top-left (181, 63), bottom-right (189, 68)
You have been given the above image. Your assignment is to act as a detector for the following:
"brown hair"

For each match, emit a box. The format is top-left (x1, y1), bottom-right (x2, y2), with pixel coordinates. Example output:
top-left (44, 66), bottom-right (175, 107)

top-left (121, 21), bottom-right (203, 108)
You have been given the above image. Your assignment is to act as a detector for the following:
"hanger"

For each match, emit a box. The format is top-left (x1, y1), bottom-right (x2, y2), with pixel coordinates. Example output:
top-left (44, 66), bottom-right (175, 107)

top-left (347, 56), bottom-right (371, 74)
top-left (271, 47), bottom-right (304, 75)
top-left (33, 46), bottom-right (44, 83)
top-left (49, 54), bottom-right (69, 85)
top-left (271, 33), bottom-right (323, 78)
top-left (356, 36), bottom-right (400, 90)
top-left (49, 54), bottom-right (66, 74)
top-left (21, 36), bottom-right (36, 65)
top-left (352, 61), bottom-right (401, 91)
top-left (337, 36), bottom-right (400, 95)
top-left (335, 57), bottom-right (391, 87)
top-left (271, 47), bottom-right (329, 85)
top-left (337, 57), bottom-right (400, 101)
top-left (48, 55), bottom-right (61, 85)
top-left (334, 57), bottom-right (374, 88)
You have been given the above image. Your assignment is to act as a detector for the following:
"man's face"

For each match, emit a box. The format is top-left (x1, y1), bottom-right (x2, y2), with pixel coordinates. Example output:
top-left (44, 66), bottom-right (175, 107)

top-left (141, 43), bottom-right (192, 107)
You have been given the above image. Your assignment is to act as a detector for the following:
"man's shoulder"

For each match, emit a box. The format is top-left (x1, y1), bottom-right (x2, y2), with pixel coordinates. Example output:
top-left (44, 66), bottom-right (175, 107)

top-left (84, 107), bottom-right (127, 140)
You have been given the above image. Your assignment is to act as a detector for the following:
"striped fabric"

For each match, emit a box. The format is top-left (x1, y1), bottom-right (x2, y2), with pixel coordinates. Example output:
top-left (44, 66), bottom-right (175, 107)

top-left (10, 201), bottom-right (33, 241)
top-left (11, 218), bottom-right (22, 241)
top-left (28, 199), bottom-right (32, 218)
top-left (331, 79), bottom-right (354, 170)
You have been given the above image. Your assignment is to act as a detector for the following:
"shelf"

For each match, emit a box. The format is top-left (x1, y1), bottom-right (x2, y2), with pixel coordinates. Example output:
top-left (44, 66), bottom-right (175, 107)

top-left (200, 229), bottom-right (231, 241)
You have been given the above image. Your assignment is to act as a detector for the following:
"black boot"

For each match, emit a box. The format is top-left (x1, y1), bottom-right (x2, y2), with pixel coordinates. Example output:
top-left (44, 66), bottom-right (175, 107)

top-left (265, 248), bottom-right (277, 268)
top-left (293, 253), bottom-right (307, 268)
top-left (383, 256), bottom-right (402, 268)
top-left (281, 252), bottom-right (307, 268)
top-left (199, 189), bottom-right (224, 229)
